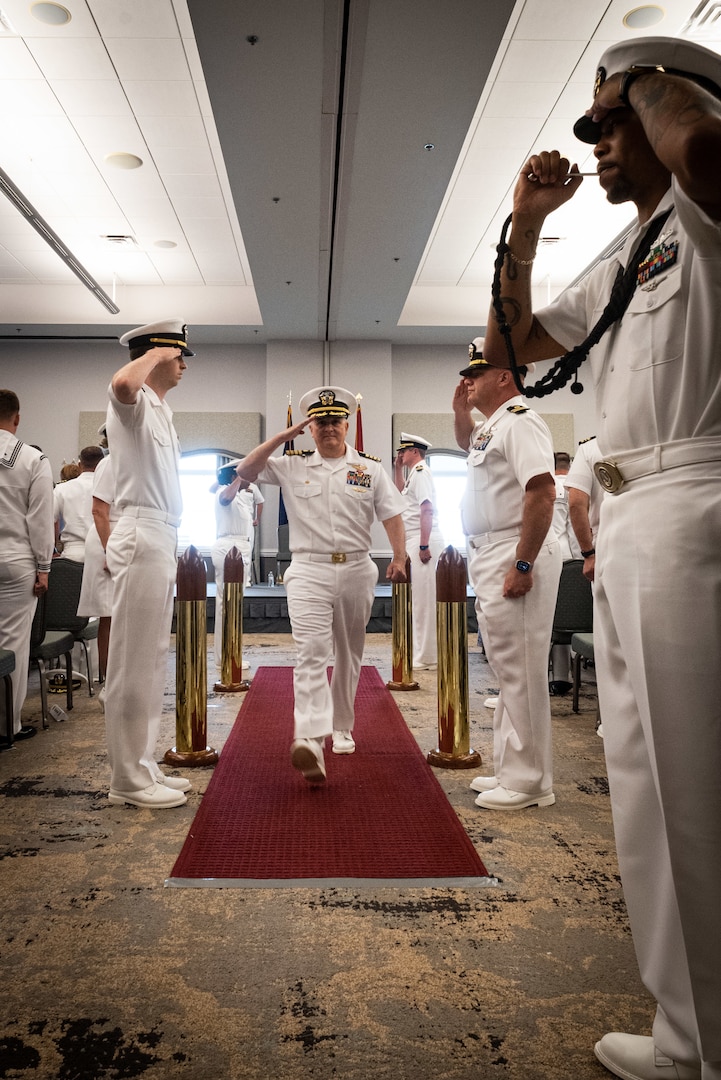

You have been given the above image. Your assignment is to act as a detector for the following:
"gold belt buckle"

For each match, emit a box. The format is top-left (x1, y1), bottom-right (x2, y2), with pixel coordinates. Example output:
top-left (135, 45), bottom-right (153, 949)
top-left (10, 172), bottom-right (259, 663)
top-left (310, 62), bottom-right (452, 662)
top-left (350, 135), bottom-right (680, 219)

top-left (594, 459), bottom-right (625, 493)
top-left (331, 552), bottom-right (347, 563)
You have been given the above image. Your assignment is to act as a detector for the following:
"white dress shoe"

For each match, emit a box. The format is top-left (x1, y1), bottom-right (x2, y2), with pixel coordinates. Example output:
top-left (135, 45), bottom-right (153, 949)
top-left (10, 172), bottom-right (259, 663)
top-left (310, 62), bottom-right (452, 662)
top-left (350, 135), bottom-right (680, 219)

top-left (469, 775), bottom-right (498, 793)
top-left (98, 685), bottom-right (106, 707)
top-left (108, 783), bottom-right (187, 808)
top-left (157, 774), bottom-right (192, 792)
top-left (332, 730), bottom-right (355, 754)
top-left (484, 696), bottom-right (498, 709)
top-left (594, 1033), bottom-right (701, 1080)
top-left (290, 739), bottom-right (326, 783)
top-left (474, 785), bottom-right (555, 810)
top-left (597, 722), bottom-right (604, 738)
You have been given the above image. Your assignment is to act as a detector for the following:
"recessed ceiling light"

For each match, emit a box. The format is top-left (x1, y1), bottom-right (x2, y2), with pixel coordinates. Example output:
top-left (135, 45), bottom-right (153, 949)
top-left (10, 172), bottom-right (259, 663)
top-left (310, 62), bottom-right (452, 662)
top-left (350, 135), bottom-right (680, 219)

top-left (623, 5), bottom-right (665, 29)
top-left (30, 2), bottom-right (71, 25)
top-left (104, 152), bottom-right (143, 170)
top-left (154, 240), bottom-right (177, 249)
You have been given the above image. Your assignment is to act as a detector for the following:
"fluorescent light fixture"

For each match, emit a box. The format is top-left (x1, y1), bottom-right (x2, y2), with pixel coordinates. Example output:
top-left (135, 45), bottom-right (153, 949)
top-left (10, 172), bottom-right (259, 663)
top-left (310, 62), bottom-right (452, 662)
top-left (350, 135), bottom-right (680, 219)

top-left (0, 166), bottom-right (120, 315)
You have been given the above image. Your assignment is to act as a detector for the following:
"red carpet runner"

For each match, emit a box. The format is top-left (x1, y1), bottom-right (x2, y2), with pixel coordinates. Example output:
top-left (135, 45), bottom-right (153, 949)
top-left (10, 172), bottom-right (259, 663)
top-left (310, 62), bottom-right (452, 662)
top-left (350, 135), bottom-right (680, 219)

top-left (167, 666), bottom-right (491, 888)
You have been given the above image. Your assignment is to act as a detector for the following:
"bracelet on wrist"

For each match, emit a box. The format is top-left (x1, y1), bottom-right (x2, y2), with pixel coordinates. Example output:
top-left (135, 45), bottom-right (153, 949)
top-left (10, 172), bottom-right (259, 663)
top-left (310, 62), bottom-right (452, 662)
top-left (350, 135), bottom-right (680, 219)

top-left (580, 547), bottom-right (595, 558)
top-left (507, 249), bottom-right (536, 266)
top-left (419, 545), bottom-right (429, 550)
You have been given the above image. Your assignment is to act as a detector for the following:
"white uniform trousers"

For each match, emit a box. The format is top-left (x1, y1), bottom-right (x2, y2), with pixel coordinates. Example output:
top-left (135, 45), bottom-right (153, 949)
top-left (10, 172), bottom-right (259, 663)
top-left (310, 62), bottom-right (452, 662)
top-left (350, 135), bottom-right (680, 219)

top-left (468, 534), bottom-right (561, 794)
top-left (104, 516), bottom-right (177, 791)
top-left (595, 463), bottom-right (721, 1075)
top-left (406, 529), bottom-right (444, 667)
top-left (0, 558), bottom-right (38, 733)
top-left (283, 554), bottom-right (379, 739)
top-left (211, 536), bottom-right (251, 669)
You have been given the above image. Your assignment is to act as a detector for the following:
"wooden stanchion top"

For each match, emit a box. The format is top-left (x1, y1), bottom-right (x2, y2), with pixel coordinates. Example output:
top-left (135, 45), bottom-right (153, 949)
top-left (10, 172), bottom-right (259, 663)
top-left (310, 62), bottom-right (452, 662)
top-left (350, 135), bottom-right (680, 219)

top-left (436, 545), bottom-right (467, 603)
top-left (177, 545), bottom-right (208, 601)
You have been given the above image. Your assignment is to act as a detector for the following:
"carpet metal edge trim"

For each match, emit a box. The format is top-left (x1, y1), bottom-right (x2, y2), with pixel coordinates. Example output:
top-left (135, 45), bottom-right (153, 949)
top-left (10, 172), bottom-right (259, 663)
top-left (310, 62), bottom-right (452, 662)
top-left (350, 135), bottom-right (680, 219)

top-left (164, 875), bottom-right (500, 889)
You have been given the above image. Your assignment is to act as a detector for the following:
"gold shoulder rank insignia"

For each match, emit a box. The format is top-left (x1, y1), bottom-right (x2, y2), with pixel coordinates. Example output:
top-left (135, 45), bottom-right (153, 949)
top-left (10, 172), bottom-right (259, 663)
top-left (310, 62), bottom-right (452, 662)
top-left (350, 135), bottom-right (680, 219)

top-left (414, 464), bottom-right (424, 472)
top-left (286, 449), bottom-right (313, 456)
top-left (507, 404), bottom-right (529, 414)
top-left (579, 435), bottom-right (597, 444)
top-left (358, 451), bottom-right (381, 462)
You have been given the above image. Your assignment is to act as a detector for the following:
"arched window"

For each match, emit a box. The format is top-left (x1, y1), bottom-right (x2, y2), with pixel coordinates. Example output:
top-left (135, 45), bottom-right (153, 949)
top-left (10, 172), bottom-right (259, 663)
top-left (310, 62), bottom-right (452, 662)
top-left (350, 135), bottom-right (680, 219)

top-left (425, 448), bottom-right (468, 552)
top-left (177, 449), bottom-right (242, 553)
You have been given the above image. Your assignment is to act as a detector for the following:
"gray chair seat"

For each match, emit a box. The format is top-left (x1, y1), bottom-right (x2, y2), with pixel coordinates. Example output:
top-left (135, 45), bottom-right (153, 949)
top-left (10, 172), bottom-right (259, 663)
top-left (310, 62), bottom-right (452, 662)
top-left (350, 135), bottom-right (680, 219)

top-left (0, 646), bottom-right (16, 745)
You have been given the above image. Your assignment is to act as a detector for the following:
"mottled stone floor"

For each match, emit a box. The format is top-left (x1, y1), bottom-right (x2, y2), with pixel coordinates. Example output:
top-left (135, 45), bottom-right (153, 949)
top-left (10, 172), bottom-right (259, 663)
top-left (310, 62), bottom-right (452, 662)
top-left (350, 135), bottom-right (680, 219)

top-left (0, 635), bottom-right (652, 1079)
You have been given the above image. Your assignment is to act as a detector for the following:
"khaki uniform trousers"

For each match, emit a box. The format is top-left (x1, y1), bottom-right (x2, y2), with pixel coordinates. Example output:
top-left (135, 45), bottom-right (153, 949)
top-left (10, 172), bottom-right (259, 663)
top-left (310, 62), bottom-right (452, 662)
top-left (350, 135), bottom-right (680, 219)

top-left (468, 534), bottom-right (561, 794)
top-left (283, 554), bottom-right (378, 740)
top-left (595, 463), bottom-right (721, 1075)
top-left (104, 516), bottom-right (177, 791)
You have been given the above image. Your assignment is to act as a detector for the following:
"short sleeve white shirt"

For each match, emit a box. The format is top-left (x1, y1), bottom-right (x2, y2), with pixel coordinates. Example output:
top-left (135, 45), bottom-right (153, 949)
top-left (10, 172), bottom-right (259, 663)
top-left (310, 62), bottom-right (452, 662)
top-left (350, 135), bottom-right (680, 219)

top-left (461, 397), bottom-right (555, 536)
top-left (259, 446), bottom-right (403, 553)
top-left (106, 383), bottom-right (182, 518)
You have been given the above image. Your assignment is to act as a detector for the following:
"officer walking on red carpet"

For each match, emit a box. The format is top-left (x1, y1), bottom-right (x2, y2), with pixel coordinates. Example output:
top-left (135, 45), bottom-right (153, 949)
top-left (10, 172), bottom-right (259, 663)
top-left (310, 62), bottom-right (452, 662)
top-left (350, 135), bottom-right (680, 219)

top-left (235, 386), bottom-right (407, 784)
top-left (103, 319), bottom-right (194, 809)
top-left (481, 35), bottom-right (721, 1080)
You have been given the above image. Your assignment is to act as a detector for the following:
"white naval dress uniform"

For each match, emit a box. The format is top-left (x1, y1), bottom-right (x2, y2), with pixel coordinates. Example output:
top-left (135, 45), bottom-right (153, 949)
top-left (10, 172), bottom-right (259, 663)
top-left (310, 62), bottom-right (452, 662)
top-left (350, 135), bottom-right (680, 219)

top-left (0, 434), bottom-right (54, 732)
top-left (564, 437), bottom-right (604, 544)
top-left (259, 447), bottom-right (403, 740)
top-left (551, 476), bottom-right (581, 560)
top-left (211, 483), bottom-right (263, 667)
top-left (537, 181), bottom-right (721, 1073)
top-left (462, 398), bottom-right (561, 795)
top-left (399, 461), bottom-right (444, 666)
top-left (77, 454), bottom-right (118, 619)
top-left (53, 470), bottom-right (95, 562)
top-left (103, 384), bottom-right (182, 792)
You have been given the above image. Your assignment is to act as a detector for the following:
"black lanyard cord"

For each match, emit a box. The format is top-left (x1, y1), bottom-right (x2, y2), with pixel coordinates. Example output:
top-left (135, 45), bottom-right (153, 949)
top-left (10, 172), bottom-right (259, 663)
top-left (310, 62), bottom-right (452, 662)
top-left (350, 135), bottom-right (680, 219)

top-left (490, 208), bottom-right (673, 398)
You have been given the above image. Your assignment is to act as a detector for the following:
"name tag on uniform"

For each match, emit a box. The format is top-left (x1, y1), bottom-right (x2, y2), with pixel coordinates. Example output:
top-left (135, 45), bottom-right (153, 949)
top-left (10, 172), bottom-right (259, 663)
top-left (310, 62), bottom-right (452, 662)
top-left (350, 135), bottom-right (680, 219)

top-left (346, 466), bottom-right (372, 489)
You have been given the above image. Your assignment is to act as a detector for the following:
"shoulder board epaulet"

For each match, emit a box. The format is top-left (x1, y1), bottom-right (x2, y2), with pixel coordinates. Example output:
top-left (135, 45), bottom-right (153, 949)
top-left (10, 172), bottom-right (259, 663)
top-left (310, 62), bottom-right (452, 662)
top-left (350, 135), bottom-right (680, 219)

top-left (286, 449), bottom-right (313, 456)
top-left (507, 404), bottom-right (529, 415)
top-left (414, 463), bottom-right (424, 472)
top-left (358, 451), bottom-right (381, 462)
top-left (578, 435), bottom-right (597, 444)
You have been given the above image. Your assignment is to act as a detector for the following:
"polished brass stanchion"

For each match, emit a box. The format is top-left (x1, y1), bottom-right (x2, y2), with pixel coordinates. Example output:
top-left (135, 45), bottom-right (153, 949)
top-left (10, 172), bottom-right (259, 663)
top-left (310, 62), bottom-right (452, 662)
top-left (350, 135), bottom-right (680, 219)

top-left (165, 545), bottom-right (218, 768)
top-left (387, 555), bottom-right (419, 691)
top-left (214, 547), bottom-right (250, 693)
top-left (427, 546), bottom-right (481, 769)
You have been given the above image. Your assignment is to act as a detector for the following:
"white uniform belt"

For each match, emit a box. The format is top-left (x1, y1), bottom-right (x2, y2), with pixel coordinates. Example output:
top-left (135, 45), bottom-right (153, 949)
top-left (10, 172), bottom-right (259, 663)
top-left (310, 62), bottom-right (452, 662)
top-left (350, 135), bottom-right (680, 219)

top-left (594, 436), bottom-right (721, 494)
top-left (467, 527), bottom-right (520, 551)
top-left (292, 551), bottom-right (368, 564)
top-left (120, 505), bottom-right (181, 528)
top-left (218, 534), bottom-right (252, 541)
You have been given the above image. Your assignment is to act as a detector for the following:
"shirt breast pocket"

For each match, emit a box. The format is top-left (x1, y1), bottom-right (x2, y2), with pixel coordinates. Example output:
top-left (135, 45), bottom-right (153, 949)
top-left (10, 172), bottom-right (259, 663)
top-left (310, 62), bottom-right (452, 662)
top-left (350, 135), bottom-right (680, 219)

top-left (605, 266), bottom-right (683, 371)
top-left (293, 481), bottom-right (322, 515)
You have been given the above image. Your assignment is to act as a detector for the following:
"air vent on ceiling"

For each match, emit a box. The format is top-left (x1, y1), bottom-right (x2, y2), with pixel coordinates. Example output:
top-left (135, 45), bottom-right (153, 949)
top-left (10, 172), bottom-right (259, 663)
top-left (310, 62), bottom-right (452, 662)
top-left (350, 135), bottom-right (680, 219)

top-left (101, 235), bottom-right (137, 246)
top-left (681, 1), bottom-right (721, 38)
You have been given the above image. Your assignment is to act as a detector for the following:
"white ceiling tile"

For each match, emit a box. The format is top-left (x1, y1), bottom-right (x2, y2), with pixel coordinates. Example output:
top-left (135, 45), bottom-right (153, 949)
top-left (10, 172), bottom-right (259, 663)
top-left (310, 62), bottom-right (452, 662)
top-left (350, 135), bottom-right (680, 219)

top-left (152, 145), bottom-right (216, 175)
top-left (0, 0), bottom-right (99, 36)
top-left (50, 79), bottom-right (132, 116)
top-left (513, 0), bottom-right (611, 40)
top-left (138, 115), bottom-right (209, 150)
top-left (146, 251), bottom-right (204, 285)
top-left (0, 38), bottom-right (43, 78)
top-left (171, 195), bottom-right (227, 220)
top-left (89, 0), bottom-right (180, 38)
top-left (123, 80), bottom-right (198, 117)
top-left (194, 253), bottom-right (246, 284)
top-left (0, 79), bottom-right (63, 116)
top-left (484, 81), bottom-right (567, 118)
top-left (28, 38), bottom-right (116, 80)
top-left (497, 39), bottom-right (587, 83)
top-left (161, 174), bottom-right (222, 199)
top-left (71, 114), bottom-right (148, 153)
top-left (105, 37), bottom-right (189, 81)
